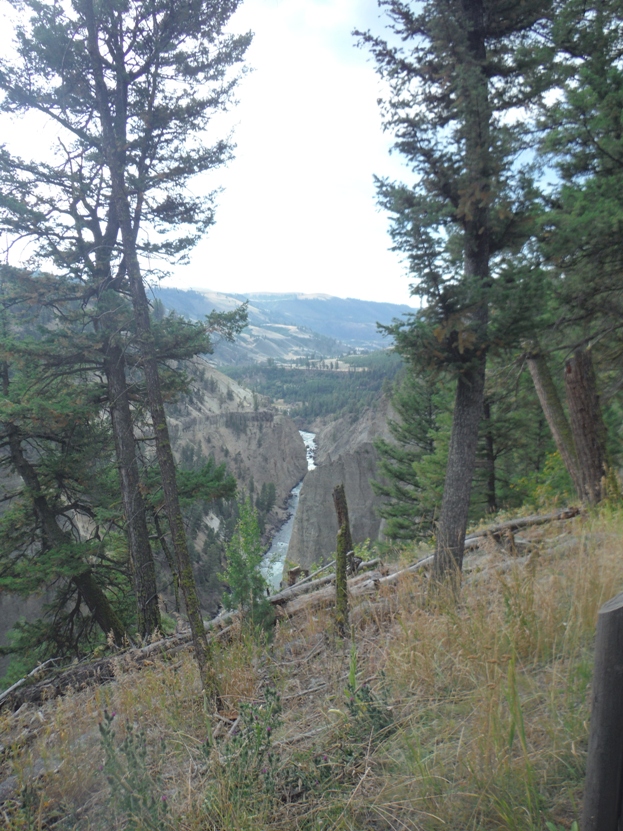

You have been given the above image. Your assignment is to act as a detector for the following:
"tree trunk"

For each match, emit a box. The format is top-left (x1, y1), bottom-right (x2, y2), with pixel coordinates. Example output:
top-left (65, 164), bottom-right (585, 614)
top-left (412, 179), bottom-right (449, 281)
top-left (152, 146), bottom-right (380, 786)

top-left (483, 399), bottom-right (497, 513)
top-left (433, 0), bottom-right (491, 588)
top-left (525, 343), bottom-right (583, 498)
top-left (332, 484), bottom-right (352, 637)
top-left (104, 341), bottom-right (161, 637)
top-left (434, 355), bottom-right (487, 585)
top-left (84, 0), bottom-right (216, 697)
top-left (125, 265), bottom-right (216, 694)
top-left (72, 570), bottom-right (127, 644)
top-left (565, 348), bottom-right (609, 504)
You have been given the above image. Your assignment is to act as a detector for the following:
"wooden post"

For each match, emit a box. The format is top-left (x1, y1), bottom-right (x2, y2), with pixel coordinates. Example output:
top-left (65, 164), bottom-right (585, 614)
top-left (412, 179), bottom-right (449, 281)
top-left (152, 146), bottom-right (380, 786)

top-left (332, 484), bottom-right (352, 636)
top-left (581, 591), bottom-right (623, 831)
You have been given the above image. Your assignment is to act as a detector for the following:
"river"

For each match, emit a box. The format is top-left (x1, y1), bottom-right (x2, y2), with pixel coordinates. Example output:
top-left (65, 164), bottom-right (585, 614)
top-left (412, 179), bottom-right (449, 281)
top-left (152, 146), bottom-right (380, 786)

top-left (262, 430), bottom-right (316, 591)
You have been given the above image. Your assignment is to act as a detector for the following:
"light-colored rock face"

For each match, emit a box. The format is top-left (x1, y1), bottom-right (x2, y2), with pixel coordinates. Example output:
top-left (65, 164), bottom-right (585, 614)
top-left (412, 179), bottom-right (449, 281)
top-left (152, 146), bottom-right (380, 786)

top-left (286, 442), bottom-right (385, 571)
top-left (313, 397), bottom-right (394, 465)
top-left (168, 362), bottom-right (308, 522)
top-left (286, 397), bottom-right (394, 571)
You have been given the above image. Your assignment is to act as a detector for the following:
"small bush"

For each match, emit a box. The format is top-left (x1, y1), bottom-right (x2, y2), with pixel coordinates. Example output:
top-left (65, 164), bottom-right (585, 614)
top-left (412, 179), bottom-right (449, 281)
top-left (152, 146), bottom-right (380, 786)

top-left (220, 500), bottom-right (274, 631)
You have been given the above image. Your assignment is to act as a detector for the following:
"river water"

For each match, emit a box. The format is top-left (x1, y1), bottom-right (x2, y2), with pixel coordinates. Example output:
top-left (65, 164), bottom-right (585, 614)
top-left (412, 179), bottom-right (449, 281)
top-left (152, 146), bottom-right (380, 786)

top-left (262, 430), bottom-right (316, 591)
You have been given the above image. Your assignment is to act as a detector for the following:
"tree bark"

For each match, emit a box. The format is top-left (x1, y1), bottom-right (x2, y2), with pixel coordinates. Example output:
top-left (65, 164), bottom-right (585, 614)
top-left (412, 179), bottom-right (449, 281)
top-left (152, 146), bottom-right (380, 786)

top-left (525, 343), bottom-right (583, 498)
top-left (84, 2), bottom-right (216, 696)
top-left (332, 484), bottom-right (352, 637)
top-left (483, 399), bottom-right (497, 513)
top-left (104, 341), bottom-right (161, 637)
top-left (565, 348), bottom-right (609, 505)
top-left (434, 355), bottom-right (487, 585)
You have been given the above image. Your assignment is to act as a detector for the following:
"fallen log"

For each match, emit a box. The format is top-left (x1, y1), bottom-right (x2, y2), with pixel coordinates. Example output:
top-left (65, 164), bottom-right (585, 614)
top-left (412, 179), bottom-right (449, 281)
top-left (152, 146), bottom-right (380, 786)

top-left (463, 507), bottom-right (580, 550)
top-left (270, 573), bottom-right (336, 605)
top-left (280, 559), bottom-right (427, 618)
top-left (269, 558), bottom-right (382, 605)
top-left (0, 625), bottom-right (234, 712)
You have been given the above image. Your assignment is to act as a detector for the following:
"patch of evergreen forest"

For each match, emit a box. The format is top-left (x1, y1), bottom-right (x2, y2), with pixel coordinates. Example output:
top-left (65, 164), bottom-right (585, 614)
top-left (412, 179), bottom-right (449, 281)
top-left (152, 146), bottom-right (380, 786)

top-left (223, 351), bottom-right (403, 423)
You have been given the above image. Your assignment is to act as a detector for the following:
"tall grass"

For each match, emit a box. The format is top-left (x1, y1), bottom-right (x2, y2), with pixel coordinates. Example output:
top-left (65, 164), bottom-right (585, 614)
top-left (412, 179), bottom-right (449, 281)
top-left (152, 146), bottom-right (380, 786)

top-left (1, 509), bottom-right (622, 830)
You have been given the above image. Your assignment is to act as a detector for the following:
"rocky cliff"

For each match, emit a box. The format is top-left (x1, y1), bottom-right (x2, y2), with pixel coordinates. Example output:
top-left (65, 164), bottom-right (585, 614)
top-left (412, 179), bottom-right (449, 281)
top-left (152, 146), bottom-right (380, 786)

top-left (312, 396), bottom-right (394, 465)
top-left (0, 363), bottom-right (308, 679)
top-left (168, 360), bottom-right (308, 528)
top-left (286, 398), bottom-right (393, 570)
top-left (286, 443), bottom-right (382, 570)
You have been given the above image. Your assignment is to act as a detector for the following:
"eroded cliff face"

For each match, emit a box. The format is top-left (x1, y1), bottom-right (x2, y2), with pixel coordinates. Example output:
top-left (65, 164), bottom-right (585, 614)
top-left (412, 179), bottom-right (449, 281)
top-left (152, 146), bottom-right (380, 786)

top-left (162, 362), bottom-right (308, 613)
top-left (286, 398), bottom-right (393, 571)
top-left (313, 396), bottom-right (394, 465)
top-left (286, 443), bottom-right (382, 570)
top-left (168, 362), bottom-right (308, 528)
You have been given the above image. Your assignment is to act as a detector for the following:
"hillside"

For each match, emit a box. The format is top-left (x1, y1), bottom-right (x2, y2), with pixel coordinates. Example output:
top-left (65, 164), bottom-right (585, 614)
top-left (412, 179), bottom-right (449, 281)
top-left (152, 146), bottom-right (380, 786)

top-left (153, 288), bottom-right (416, 364)
top-left (0, 363), bottom-right (308, 680)
top-left (0, 507), bottom-right (614, 830)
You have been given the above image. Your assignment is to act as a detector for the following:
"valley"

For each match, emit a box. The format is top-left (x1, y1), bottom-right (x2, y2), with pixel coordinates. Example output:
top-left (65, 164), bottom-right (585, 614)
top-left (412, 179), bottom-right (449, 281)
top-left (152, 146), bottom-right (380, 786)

top-left (2, 0), bottom-right (623, 825)
top-left (0, 291), bottom-right (402, 685)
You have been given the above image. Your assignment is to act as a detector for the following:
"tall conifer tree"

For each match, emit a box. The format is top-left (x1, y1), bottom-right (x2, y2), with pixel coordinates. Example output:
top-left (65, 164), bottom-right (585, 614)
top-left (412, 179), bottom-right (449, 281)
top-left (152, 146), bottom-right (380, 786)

top-left (0, 0), bottom-right (250, 694)
top-left (361, 0), bottom-right (551, 586)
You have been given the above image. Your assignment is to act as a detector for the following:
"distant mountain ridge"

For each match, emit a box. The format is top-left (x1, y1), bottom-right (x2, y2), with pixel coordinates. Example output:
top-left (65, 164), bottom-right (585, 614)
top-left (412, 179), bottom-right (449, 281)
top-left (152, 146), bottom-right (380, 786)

top-left (153, 287), bottom-right (415, 364)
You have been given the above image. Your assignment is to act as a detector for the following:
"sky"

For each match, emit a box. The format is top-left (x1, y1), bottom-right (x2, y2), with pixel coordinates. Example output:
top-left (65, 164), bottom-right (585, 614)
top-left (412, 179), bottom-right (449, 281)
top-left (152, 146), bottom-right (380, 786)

top-left (0, 0), bottom-right (417, 308)
top-left (163, 0), bottom-right (417, 307)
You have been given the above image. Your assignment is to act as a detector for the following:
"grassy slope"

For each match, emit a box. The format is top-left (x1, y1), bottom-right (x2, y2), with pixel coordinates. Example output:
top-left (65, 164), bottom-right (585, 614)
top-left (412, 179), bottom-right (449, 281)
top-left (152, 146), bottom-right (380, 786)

top-left (2, 508), bottom-right (621, 830)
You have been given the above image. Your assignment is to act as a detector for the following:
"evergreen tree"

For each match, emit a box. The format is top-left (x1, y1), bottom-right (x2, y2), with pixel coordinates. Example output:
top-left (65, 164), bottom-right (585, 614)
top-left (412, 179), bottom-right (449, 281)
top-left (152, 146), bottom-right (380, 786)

top-left (0, 0), bottom-right (250, 695)
top-left (0, 293), bottom-right (130, 660)
top-left (530, 0), bottom-right (623, 501)
top-left (361, 0), bottom-right (551, 586)
top-left (374, 369), bottom-right (450, 540)
top-left (221, 501), bottom-right (272, 630)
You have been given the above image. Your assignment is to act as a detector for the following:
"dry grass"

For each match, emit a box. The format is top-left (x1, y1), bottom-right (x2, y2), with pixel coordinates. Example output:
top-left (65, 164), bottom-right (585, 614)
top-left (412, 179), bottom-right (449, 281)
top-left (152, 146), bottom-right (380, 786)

top-left (2, 507), bottom-right (622, 830)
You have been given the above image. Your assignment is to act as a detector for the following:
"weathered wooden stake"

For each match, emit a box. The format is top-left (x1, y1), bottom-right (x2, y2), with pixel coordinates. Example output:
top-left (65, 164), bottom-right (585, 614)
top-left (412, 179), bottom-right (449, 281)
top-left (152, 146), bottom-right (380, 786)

top-left (581, 591), bottom-right (623, 831)
top-left (332, 484), bottom-right (352, 636)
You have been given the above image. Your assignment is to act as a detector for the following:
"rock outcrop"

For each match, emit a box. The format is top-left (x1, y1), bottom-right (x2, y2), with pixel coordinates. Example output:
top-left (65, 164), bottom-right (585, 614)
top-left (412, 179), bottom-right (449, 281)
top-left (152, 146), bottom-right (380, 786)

top-left (287, 398), bottom-right (394, 571)
top-left (313, 396), bottom-right (394, 465)
top-left (286, 443), bottom-right (383, 570)
top-left (168, 361), bottom-right (308, 526)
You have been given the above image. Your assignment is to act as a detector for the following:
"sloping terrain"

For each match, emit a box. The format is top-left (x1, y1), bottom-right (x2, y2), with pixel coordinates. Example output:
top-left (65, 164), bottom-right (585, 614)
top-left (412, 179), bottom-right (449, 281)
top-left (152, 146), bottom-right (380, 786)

top-left (0, 507), bottom-right (616, 830)
top-left (0, 362), bottom-right (307, 675)
top-left (153, 288), bottom-right (416, 363)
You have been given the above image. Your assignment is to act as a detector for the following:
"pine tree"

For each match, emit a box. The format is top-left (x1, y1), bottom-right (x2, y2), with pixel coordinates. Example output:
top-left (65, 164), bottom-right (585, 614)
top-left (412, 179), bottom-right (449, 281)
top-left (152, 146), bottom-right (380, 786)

top-left (531, 0), bottom-right (623, 501)
top-left (0, 0), bottom-right (250, 695)
top-left (361, 0), bottom-right (551, 586)
top-left (374, 369), bottom-right (450, 540)
top-left (0, 289), bottom-right (129, 658)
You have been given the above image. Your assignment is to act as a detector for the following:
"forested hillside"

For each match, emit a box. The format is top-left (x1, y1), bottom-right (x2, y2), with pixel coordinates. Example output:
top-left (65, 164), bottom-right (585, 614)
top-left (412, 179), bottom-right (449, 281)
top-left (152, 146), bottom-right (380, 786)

top-left (1, 0), bottom-right (623, 828)
top-left (155, 288), bottom-right (416, 357)
top-left (224, 352), bottom-right (403, 424)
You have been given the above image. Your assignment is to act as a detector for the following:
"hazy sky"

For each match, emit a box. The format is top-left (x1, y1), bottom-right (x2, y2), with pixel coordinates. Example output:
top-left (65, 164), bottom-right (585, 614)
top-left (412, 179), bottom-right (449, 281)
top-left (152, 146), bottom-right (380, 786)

top-left (0, 0), bottom-right (417, 307)
top-left (166, 0), bottom-right (417, 307)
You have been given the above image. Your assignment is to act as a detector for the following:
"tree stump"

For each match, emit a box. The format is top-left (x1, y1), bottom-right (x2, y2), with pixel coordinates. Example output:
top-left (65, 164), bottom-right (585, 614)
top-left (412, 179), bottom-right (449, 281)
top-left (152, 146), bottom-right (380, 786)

top-left (332, 484), bottom-right (353, 636)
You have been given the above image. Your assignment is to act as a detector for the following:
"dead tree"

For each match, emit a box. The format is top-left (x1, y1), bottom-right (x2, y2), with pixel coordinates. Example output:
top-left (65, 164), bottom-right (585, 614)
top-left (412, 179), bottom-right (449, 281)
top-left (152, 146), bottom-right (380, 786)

top-left (332, 484), bottom-right (353, 636)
